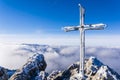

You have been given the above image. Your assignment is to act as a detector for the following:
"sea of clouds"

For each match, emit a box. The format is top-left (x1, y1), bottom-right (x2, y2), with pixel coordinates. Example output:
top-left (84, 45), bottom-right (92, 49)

top-left (0, 43), bottom-right (120, 74)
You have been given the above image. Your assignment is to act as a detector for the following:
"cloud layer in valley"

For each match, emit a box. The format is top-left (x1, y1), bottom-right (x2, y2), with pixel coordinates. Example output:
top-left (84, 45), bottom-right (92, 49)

top-left (0, 44), bottom-right (120, 74)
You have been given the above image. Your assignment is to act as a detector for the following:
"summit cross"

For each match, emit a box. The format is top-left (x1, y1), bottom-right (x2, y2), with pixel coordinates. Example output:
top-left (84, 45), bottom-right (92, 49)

top-left (62, 4), bottom-right (106, 79)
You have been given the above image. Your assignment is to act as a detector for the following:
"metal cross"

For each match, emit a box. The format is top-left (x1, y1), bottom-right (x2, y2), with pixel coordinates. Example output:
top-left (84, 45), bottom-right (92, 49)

top-left (62, 4), bottom-right (106, 79)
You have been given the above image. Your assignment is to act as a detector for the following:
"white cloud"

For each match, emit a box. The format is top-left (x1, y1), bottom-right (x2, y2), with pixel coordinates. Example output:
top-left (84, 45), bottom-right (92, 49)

top-left (0, 44), bottom-right (33, 69)
top-left (0, 34), bottom-right (120, 74)
top-left (0, 43), bottom-right (120, 74)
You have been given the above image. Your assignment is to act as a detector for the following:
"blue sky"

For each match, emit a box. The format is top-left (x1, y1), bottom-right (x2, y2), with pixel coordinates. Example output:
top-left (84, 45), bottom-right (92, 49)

top-left (0, 0), bottom-right (120, 46)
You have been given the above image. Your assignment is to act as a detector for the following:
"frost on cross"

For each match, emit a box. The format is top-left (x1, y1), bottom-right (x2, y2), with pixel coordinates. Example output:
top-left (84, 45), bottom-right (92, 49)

top-left (62, 4), bottom-right (106, 79)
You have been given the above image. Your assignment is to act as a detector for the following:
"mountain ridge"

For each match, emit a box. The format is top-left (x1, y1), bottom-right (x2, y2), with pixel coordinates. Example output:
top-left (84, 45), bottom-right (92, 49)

top-left (0, 54), bottom-right (120, 80)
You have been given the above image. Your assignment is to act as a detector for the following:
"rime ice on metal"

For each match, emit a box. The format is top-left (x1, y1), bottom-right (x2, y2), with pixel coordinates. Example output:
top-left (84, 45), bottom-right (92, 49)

top-left (62, 4), bottom-right (106, 79)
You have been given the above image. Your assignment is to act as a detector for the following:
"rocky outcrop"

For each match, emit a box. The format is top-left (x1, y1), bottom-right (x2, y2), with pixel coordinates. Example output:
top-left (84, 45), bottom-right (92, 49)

top-left (35, 71), bottom-right (47, 80)
top-left (48, 56), bottom-right (120, 80)
top-left (0, 66), bottom-right (8, 80)
top-left (10, 53), bottom-right (47, 80)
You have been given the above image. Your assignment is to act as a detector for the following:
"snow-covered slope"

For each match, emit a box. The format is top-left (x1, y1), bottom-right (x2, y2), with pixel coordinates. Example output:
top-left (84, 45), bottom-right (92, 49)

top-left (48, 57), bottom-right (120, 80)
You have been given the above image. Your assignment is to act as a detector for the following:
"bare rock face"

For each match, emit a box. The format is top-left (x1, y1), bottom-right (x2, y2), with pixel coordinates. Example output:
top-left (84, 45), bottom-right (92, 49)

top-left (47, 70), bottom-right (62, 80)
top-left (0, 67), bottom-right (15, 80)
top-left (48, 56), bottom-right (120, 80)
top-left (0, 67), bottom-right (8, 80)
top-left (35, 71), bottom-right (47, 80)
top-left (10, 53), bottom-right (47, 80)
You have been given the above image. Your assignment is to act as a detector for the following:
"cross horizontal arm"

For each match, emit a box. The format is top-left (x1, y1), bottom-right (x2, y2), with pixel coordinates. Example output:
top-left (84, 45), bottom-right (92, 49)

top-left (62, 26), bottom-right (80, 32)
top-left (84, 23), bottom-right (106, 30)
top-left (62, 23), bottom-right (106, 32)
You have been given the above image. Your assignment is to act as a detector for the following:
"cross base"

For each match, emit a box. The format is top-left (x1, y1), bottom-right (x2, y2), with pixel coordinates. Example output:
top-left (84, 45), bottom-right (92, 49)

top-left (70, 73), bottom-right (86, 80)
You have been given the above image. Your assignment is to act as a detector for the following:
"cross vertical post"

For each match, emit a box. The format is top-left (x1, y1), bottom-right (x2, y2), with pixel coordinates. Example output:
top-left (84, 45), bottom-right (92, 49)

top-left (79, 4), bottom-right (85, 78)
